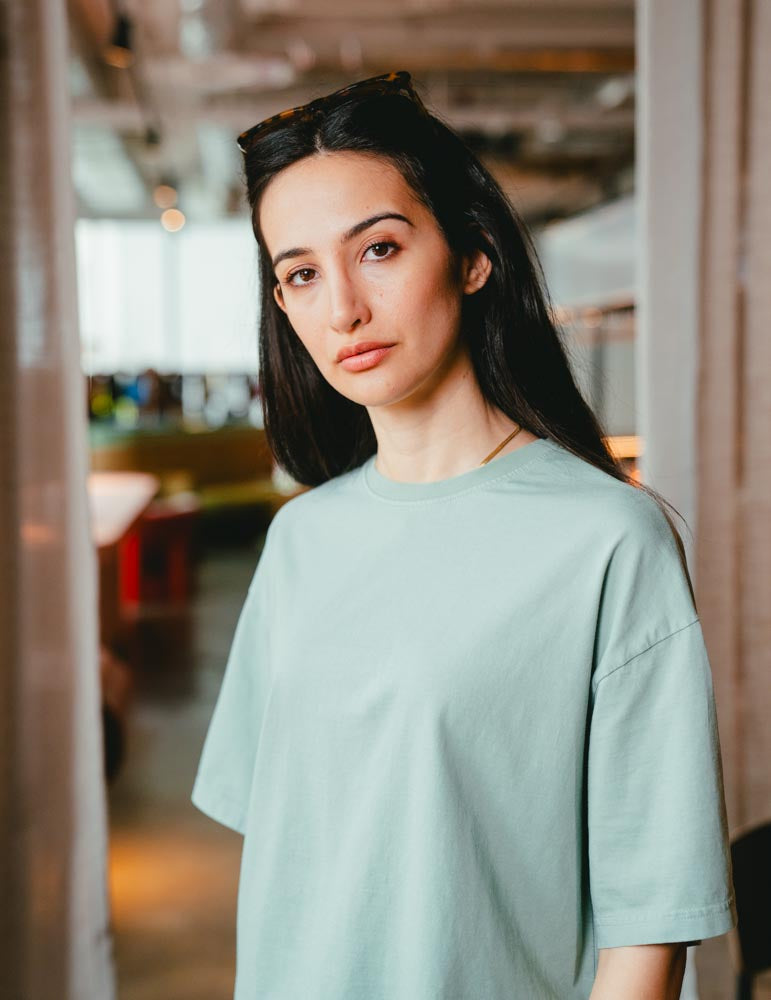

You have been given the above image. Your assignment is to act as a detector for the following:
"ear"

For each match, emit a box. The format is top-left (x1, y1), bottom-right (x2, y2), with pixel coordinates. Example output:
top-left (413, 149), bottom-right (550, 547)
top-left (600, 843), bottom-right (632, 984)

top-left (273, 281), bottom-right (287, 315)
top-left (462, 245), bottom-right (493, 296)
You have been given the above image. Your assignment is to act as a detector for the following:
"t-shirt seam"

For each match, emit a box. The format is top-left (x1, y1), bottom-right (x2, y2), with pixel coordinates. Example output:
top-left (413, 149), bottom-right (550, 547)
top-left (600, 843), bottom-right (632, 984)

top-left (593, 617), bottom-right (701, 690)
top-left (593, 895), bottom-right (735, 926)
top-left (359, 447), bottom-right (558, 506)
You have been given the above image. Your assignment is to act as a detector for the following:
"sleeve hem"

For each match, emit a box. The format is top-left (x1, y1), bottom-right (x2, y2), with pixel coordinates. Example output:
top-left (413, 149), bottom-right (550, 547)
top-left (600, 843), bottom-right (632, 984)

top-left (191, 777), bottom-right (247, 835)
top-left (593, 896), bottom-right (738, 949)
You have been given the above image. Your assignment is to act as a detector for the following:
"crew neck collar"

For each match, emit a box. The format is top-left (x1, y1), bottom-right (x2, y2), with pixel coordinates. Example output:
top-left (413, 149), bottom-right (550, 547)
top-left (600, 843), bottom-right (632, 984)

top-left (362, 437), bottom-right (555, 502)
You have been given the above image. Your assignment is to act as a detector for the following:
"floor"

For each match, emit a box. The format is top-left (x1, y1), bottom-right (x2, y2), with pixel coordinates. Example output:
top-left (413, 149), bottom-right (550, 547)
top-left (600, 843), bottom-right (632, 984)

top-left (106, 537), bottom-right (264, 1000)
top-left (104, 536), bottom-right (766, 1000)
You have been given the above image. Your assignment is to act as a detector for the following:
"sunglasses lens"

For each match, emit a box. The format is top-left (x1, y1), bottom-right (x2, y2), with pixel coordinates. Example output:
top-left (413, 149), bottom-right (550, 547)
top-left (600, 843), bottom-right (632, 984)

top-left (238, 72), bottom-right (420, 154)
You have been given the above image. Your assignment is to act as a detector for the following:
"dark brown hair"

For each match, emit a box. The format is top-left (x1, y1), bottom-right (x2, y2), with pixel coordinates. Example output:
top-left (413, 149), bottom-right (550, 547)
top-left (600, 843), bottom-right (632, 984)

top-left (240, 81), bottom-right (696, 604)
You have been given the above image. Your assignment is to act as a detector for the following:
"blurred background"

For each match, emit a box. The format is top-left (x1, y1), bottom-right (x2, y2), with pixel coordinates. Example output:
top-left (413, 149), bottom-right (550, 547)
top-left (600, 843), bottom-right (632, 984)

top-left (2, 1), bottom-right (769, 998)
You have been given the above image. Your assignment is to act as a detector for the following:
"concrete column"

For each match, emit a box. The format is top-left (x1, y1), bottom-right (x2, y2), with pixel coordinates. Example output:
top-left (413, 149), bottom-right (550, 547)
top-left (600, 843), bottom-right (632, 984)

top-left (0, 0), bottom-right (117, 996)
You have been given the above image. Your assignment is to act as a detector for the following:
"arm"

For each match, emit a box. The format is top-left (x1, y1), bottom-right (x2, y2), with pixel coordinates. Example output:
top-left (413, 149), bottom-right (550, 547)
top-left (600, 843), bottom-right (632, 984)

top-left (589, 943), bottom-right (688, 1000)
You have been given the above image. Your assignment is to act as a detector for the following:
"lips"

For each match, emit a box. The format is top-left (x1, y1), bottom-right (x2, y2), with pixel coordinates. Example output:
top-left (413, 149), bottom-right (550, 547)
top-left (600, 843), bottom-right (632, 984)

top-left (336, 341), bottom-right (396, 363)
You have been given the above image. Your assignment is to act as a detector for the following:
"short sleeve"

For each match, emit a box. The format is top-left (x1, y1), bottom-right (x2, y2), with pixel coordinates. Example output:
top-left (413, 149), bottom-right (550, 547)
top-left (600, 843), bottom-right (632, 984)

top-left (191, 527), bottom-right (275, 834)
top-left (587, 618), bottom-right (738, 948)
top-left (592, 491), bottom-right (701, 676)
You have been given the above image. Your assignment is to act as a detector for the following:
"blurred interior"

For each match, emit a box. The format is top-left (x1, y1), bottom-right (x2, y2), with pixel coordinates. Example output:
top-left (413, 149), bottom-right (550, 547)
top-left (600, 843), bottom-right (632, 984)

top-left (2, 1), bottom-right (769, 998)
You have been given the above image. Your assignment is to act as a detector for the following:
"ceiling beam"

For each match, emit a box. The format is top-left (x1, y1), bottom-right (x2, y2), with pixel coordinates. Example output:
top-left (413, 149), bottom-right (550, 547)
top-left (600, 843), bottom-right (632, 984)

top-left (71, 97), bottom-right (635, 133)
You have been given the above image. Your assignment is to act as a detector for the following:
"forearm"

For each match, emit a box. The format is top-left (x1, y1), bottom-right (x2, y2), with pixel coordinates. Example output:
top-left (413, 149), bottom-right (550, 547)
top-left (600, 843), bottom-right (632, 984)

top-left (589, 943), bottom-right (688, 1000)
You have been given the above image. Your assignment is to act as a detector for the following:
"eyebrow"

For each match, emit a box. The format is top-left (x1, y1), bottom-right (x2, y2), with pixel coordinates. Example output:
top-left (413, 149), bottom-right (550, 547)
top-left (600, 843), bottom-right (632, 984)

top-left (271, 212), bottom-right (415, 270)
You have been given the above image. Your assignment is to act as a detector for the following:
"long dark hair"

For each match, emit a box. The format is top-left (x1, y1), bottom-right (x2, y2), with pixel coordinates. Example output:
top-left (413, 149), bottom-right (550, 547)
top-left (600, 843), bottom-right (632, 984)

top-left (240, 80), bottom-right (696, 601)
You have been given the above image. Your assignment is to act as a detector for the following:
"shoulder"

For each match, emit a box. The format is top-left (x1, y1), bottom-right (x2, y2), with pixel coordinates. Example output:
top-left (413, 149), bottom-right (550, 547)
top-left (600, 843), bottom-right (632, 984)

top-left (554, 448), bottom-right (700, 680)
top-left (540, 439), bottom-right (682, 547)
top-left (263, 461), bottom-right (365, 543)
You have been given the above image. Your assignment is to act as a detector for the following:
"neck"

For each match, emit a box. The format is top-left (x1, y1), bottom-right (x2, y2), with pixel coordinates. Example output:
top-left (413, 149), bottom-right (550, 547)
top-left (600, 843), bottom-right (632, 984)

top-left (367, 351), bottom-right (537, 483)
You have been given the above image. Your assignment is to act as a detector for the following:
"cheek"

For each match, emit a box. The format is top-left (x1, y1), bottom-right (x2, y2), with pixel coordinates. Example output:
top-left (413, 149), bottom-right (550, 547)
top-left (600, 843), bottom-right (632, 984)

top-left (397, 267), bottom-right (464, 336)
top-left (403, 250), bottom-right (460, 305)
top-left (279, 296), bottom-right (321, 345)
top-left (295, 327), bottom-right (328, 367)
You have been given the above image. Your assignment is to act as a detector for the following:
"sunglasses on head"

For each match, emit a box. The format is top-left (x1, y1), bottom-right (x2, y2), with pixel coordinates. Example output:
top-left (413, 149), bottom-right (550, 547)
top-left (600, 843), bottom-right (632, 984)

top-left (236, 70), bottom-right (429, 156)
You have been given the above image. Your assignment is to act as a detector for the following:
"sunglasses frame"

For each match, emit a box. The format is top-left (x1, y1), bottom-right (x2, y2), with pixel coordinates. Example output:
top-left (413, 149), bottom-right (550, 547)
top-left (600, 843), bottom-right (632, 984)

top-left (236, 70), bottom-right (429, 155)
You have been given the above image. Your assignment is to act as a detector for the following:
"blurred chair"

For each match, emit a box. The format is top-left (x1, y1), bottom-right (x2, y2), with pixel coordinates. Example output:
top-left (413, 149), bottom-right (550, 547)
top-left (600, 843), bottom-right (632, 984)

top-left (120, 492), bottom-right (201, 609)
top-left (729, 820), bottom-right (771, 999)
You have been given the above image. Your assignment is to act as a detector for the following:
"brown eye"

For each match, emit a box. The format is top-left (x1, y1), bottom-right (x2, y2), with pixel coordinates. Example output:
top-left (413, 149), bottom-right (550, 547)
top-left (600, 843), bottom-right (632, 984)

top-left (363, 240), bottom-right (399, 262)
top-left (287, 267), bottom-right (317, 287)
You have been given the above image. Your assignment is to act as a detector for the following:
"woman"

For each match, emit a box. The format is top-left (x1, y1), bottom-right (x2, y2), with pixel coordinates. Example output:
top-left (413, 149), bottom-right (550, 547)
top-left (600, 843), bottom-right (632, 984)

top-left (192, 71), bottom-right (737, 999)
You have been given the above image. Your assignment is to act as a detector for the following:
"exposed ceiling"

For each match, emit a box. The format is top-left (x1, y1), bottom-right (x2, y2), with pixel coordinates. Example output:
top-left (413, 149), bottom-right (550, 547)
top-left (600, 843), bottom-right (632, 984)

top-left (67, 0), bottom-right (636, 226)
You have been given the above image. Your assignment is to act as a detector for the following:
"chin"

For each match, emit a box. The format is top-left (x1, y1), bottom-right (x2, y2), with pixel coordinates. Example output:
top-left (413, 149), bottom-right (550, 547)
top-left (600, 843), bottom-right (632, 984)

top-left (354, 386), bottom-right (437, 411)
top-left (335, 385), bottom-right (400, 408)
top-left (326, 370), bottom-right (409, 407)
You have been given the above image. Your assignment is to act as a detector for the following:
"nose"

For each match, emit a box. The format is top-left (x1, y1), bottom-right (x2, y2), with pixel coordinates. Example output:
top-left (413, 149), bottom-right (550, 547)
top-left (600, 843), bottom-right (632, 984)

top-left (327, 265), bottom-right (371, 333)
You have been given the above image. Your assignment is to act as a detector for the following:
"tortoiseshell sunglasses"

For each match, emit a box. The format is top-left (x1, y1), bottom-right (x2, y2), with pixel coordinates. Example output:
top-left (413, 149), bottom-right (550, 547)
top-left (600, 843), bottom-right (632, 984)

top-left (236, 70), bottom-right (429, 155)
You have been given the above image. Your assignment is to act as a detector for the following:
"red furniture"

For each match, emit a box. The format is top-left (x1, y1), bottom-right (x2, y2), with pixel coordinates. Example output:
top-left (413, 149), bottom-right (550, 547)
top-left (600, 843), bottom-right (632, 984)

top-left (119, 493), bottom-right (201, 608)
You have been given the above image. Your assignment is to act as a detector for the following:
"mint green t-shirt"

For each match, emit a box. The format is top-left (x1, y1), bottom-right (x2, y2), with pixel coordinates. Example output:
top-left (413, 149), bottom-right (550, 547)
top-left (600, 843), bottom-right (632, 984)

top-left (191, 436), bottom-right (737, 999)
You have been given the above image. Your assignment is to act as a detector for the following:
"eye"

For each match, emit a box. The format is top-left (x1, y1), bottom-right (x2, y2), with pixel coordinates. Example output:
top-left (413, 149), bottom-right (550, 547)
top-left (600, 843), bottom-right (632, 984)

top-left (362, 240), bottom-right (399, 261)
top-left (284, 240), bottom-right (400, 288)
top-left (285, 267), bottom-right (316, 287)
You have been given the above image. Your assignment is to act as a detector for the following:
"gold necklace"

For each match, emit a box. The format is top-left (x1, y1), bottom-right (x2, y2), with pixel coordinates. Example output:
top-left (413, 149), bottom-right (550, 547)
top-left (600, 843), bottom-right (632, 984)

top-left (479, 424), bottom-right (523, 466)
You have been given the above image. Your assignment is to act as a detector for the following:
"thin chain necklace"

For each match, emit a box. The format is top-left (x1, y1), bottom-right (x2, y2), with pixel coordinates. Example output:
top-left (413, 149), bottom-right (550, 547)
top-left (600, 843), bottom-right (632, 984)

top-left (479, 424), bottom-right (523, 466)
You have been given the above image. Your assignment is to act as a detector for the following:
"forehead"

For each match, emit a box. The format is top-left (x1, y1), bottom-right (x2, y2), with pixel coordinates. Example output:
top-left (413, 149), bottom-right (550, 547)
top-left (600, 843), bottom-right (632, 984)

top-left (259, 151), bottom-right (420, 246)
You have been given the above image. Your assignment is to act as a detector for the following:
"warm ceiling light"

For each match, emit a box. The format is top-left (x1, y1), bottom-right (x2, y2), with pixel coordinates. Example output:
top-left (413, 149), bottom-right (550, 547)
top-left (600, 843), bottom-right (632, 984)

top-left (161, 209), bottom-right (186, 232)
top-left (103, 13), bottom-right (134, 69)
top-left (153, 184), bottom-right (178, 209)
top-left (605, 435), bottom-right (642, 460)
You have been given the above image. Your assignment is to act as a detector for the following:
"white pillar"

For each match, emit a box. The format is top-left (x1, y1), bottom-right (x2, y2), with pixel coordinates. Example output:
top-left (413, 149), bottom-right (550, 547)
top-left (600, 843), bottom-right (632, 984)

top-left (0, 0), bottom-right (117, 996)
top-left (636, 2), bottom-right (704, 997)
top-left (635, 0), bottom-right (703, 570)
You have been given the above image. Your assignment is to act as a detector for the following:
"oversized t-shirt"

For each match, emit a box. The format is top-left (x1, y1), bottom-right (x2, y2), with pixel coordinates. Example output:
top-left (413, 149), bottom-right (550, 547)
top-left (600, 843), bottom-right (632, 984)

top-left (191, 435), bottom-right (737, 999)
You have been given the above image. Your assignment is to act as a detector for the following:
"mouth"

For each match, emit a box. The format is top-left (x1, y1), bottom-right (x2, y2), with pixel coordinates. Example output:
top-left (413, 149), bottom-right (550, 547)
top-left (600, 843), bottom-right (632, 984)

top-left (336, 341), bottom-right (396, 363)
top-left (337, 343), bottom-right (396, 372)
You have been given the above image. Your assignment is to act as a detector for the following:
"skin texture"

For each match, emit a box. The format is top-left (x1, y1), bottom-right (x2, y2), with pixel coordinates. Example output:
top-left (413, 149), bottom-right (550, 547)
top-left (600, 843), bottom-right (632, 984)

top-left (260, 150), bottom-right (691, 995)
top-left (591, 943), bottom-right (688, 998)
top-left (259, 149), bottom-right (541, 483)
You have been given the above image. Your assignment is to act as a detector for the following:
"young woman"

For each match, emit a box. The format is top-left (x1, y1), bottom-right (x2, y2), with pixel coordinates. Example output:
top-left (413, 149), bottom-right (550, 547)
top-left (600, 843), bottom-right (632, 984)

top-left (192, 71), bottom-right (737, 999)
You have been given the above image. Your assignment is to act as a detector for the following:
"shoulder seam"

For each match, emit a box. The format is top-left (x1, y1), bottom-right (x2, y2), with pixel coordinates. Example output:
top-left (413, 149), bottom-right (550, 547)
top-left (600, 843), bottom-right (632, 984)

top-left (593, 617), bottom-right (701, 689)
